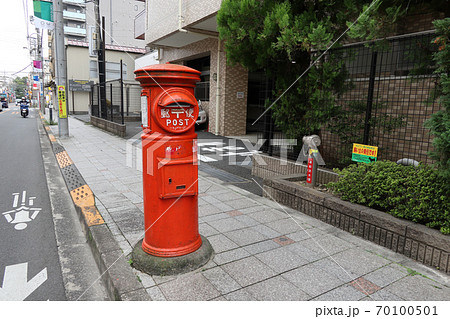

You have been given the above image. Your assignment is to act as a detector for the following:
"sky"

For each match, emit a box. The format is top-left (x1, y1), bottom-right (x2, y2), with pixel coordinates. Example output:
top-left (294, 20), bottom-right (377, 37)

top-left (0, 0), bottom-right (36, 79)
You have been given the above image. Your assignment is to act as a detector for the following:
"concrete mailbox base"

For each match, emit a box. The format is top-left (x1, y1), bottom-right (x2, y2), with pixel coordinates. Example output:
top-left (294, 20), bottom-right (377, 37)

top-left (131, 236), bottom-right (214, 276)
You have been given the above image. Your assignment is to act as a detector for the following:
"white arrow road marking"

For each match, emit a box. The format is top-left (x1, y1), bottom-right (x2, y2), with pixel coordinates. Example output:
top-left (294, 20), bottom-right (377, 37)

top-left (0, 263), bottom-right (48, 300)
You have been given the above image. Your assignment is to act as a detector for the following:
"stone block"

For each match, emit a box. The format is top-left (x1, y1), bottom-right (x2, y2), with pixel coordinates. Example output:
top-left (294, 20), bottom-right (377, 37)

top-left (406, 224), bottom-right (450, 253)
top-left (324, 197), bottom-right (361, 219)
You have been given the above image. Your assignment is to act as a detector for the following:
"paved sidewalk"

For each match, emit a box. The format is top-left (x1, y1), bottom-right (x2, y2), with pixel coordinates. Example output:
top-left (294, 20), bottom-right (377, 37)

top-left (51, 117), bottom-right (450, 301)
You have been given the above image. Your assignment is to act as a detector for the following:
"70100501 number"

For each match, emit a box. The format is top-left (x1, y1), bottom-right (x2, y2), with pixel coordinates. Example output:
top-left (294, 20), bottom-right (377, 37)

top-left (376, 305), bottom-right (437, 316)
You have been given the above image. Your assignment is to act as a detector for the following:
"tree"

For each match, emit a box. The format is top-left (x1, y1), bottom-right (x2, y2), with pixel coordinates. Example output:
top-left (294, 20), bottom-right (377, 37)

top-left (425, 18), bottom-right (450, 182)
top-left (12, 76), bottom-right (28, 98)
top-left (217, 0), bottom-right (445, 143)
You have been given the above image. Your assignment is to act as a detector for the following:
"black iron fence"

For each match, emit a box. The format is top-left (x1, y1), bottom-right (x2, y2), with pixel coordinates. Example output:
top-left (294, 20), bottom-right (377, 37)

top-left (90, 79), bottom-right (142, 124)
top-left (257, 31), bottom-right (440, 168)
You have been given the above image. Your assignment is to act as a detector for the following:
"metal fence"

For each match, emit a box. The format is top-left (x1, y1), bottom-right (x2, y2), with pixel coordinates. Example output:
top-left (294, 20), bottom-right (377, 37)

top-left (257, 31), bottom-right (440, 168)
top-left (90, 79), bottom-right (142, 124)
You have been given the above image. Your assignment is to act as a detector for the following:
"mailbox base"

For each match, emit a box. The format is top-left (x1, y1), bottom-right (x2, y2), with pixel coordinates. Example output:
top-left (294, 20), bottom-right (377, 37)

top-left (131, 236), bottom-right (214, 276)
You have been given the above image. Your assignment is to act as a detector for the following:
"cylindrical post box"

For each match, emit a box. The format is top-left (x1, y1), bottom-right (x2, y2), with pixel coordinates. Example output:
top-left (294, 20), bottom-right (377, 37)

top-left (134, 63), bottom-right (202, 257)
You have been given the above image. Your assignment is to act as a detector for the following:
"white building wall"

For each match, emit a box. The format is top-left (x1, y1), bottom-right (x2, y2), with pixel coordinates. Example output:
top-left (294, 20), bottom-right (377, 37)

top-left (85, 0), bottom-right (145, 48)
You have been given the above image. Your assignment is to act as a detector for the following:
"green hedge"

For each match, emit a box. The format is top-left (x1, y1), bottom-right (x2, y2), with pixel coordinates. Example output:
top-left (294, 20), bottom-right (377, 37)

top-left (327, 161), bottom-right (450, 234)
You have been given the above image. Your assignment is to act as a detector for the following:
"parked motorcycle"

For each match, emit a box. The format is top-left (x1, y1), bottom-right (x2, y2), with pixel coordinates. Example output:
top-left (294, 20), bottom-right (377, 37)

top-left (20, 101), bottom-right (29, 118)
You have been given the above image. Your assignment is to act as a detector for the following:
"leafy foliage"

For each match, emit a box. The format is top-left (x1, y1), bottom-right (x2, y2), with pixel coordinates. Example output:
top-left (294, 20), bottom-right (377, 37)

top-left (327, 101), bottom-right (406, 166)
top-left (12, 77), bottom-right (28, 99)
top-left (328, 161), bottom-right (450, 234)
top-left (425, 18), bottom-right (450, 182)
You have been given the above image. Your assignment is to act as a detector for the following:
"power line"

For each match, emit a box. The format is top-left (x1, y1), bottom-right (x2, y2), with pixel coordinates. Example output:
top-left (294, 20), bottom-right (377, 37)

top-left (12, 63), bottom-right (32, 76)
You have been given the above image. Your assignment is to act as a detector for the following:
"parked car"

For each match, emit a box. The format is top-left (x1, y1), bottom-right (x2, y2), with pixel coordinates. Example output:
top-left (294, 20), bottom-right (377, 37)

top-left (1, 100), bottom-right (8, 108)
top-left (196, 101), bottom-right (207, 129)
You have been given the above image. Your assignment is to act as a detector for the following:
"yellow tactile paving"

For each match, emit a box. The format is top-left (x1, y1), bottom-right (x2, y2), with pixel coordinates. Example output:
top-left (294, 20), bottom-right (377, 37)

top-left (45, 126), bottom-right (50, 131)
top-left (70, 185), bottom-right (105, 226)
top-left (55, 151), bottom-right (73, 168)
top-left (49, 134), bottom-right (56, 142)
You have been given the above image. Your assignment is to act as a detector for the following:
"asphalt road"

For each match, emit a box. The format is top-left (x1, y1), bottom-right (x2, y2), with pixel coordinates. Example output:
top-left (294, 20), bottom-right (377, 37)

top-left (0, 105), bottom-right (66, 300)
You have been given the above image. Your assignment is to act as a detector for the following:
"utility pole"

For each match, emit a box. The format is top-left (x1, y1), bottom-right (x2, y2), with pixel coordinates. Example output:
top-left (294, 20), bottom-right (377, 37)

top-left (53, 0), bottom-right (69, 137)
top-left (94, 0), bottom-right (107, 119)
top-left (36, 28), bottom-right (45, 113)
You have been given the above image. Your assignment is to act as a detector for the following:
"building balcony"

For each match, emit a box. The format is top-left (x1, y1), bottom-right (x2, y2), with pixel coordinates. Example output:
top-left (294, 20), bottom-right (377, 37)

top-left (64, 26), bottom-right (87, 37)
top-left (63, 10), bottom-right (86, 22)
top-left (134, 9), bottom-right (145, 40)
top-left (63, 0), bottom-right (85, 5)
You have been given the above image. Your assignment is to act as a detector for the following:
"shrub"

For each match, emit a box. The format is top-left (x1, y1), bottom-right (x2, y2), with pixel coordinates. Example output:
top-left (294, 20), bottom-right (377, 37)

top-left (327, 161), bottom-right (450, 234)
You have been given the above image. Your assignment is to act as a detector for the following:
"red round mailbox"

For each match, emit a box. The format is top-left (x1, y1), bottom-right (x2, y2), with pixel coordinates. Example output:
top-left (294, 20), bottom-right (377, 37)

top-left (134, 64), bottom-right (203, 258)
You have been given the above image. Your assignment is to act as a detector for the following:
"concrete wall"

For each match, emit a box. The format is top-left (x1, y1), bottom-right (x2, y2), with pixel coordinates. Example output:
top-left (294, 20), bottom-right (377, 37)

top-left (145, 0), bottom-right (222, 44)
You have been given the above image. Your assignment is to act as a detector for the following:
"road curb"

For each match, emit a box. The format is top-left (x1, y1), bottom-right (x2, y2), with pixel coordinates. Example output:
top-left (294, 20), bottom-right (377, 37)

top-left (38, 112), bottom-right (150, 301)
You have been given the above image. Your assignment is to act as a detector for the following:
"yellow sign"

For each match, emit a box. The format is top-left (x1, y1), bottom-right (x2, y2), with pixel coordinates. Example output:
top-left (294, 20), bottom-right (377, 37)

top-left (352, 143), bottom-right (378, 163)
top-left (57, 85), bottom-right (67, 118)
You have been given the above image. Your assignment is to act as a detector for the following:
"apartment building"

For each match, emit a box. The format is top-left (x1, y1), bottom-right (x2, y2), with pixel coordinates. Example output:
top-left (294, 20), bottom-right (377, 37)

top-left (62, 0), bottom-right (145, 48)
top-left (136, 0), bottom-right (248, 136)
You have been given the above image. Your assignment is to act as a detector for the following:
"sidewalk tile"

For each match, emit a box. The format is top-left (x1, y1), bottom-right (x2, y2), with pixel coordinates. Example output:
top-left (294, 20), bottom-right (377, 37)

top-left (311, 258), bottom-right (359, 283)
top-left (224, 198), bottom-right (259, 210)
top-left (313, 284), bottom-right (366, 301)
top-left (272, 235), bottom-right (295, 246)
top-left (212, 202), bottom-right (234, 212)
top-left (158, 273), bottom-right (221, 301)
top-left (245, 276), bottom-right (310, 301)
top-left (199, 212), bottom-right (230, 223)
top-left (146, 286), bottom-right (167, 301)
top-left (384, 275), bottom-right (450, 301)
top-left (255, 247), bottom-right (308, 273)
top-left (132, 269), bottom-right (156, 288)
top-left (266, 218), bottom-right (305, 234)
top-left (234, 214), bottom-right (260, 227)
top-left (285, 242), bottom-right (328, 262)
top-left (244, 240), bottom-right (280, 255)
top-left (282, 264), bottom-right (344, 297)
top-left (364, 265), bottom-right (408, 288)
top-left (202, 267), bottom-right (242, 294)
top-left (224, 289), bottom-right (256, 301)
top-left (248, 209), bottom-right (287, 224)
top-left (116, 216), bottom-right (144, 235)
top-left (350, 277), bottom-right (381, 295)
top-left (221, 256), bottom-right (276, 287)
top-left (199, 222), bottom-right (220, 237)
top-left (302, 235), bottom-right (355, 255)
top-left (224, 228), bottom-right (266, 246)
top-left (199, 204), bottom-right (222, 217)
top-left (288, 228), bottom-right (325, 242)
top-left (208, 217), bottom-right (247, 233)
top-left (362, 289), bottom-right (405, 301)
top-left (331, 249), bottom-right (391, 277)
top-left (214, 248), bottom-right (251, 265)
top-left (211, 192), bottom-right (243, 202)
top-left (107, 207), bottom-right (143, 222)
top-left (208, 234), bottom-right (239, 253)
top-left (251, 224), bottom-right (281, 239)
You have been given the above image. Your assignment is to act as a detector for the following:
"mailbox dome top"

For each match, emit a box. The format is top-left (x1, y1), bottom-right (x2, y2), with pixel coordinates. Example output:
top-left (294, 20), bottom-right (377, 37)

top-left (135, 63), bottom-right (201, 86)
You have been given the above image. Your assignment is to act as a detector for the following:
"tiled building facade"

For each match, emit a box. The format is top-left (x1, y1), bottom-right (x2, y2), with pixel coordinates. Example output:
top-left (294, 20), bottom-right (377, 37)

top-left (140, 0), bottom-right (248, 136)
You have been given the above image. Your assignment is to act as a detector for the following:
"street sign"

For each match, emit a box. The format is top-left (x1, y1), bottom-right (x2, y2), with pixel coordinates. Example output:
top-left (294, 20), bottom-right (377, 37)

top-left (57, 85), bottom-right (67, 118)
top-left (352, 143), bottom-right (378, 163)
top-left (69, 80), bottom-right (94, 92)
